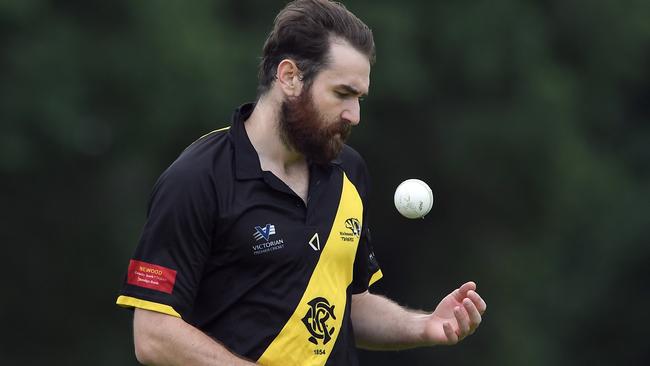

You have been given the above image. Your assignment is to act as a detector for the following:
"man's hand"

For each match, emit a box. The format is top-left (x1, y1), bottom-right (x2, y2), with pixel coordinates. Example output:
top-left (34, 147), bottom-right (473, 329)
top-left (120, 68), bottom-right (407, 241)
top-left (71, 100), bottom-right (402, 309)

top-left (422, 281), bottom-right (487, 345)
top-left (351, 281), bottom-right (486, 350)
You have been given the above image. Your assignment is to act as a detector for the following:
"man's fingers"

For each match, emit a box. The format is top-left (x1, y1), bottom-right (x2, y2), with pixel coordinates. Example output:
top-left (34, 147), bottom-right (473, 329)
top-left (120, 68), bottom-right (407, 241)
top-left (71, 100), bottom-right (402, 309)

top-left (443, 322), bottom-right (458, 344)
top-left (454, 281), bottom-right (476, 301)
top-left (468, 290), bottom-right (487, 314)
top-left (454, 306), bottom-right (470, 338)
top-left (463, 298), bottom-right (481, 333)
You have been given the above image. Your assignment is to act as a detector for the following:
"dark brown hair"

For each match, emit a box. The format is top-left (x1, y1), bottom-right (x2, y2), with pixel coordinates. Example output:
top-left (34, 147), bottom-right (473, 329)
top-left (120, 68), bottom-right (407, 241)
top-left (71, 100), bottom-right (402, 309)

top-left (258, 0), bottom-right (375, 96)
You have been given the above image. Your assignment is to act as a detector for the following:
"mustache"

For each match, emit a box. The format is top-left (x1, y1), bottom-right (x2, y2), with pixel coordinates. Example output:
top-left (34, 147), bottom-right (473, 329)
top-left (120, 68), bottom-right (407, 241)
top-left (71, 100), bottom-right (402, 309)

top-left (330, 120), bottom-right (352, 139)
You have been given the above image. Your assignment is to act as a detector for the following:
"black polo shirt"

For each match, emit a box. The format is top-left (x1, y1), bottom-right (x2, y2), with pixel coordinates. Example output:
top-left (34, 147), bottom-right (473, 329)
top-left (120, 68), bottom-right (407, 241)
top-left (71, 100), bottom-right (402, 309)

top-left (117, 103), bottom-right (382, 365)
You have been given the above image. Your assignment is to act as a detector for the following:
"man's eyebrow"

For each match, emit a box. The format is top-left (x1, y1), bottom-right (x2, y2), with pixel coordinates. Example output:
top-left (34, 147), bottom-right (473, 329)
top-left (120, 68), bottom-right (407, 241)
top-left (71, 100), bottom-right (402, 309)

top-left (337, 84), bottom-right (368, 97)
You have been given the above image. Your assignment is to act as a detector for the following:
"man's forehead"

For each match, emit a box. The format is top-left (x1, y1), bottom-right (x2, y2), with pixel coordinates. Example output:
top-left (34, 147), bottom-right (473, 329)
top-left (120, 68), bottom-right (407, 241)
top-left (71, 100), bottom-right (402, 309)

top-left (318, 40), bottom-right (371, 93)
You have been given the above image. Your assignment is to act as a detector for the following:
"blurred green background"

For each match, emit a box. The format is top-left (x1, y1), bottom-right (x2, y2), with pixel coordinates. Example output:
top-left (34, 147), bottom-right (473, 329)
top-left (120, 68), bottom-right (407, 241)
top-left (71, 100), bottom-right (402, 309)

top-left (2, 0), bottom-right (649, 365)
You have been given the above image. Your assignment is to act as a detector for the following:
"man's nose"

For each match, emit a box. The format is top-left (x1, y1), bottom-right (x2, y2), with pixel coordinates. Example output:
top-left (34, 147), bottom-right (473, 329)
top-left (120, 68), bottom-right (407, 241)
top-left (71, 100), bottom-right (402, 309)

top-left (341, 99), bottom-right (360, 125)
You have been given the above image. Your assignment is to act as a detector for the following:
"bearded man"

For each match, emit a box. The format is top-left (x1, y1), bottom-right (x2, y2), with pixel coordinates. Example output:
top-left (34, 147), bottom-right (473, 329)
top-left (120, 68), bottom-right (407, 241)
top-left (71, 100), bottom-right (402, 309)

top-left (116, 1), bottom-right (486, 365)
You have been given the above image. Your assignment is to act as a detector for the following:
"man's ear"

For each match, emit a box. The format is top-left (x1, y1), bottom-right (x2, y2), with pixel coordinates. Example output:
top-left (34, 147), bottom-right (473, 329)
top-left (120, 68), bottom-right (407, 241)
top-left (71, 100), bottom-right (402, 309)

top-left (276, 59), bottom-right (303, 97)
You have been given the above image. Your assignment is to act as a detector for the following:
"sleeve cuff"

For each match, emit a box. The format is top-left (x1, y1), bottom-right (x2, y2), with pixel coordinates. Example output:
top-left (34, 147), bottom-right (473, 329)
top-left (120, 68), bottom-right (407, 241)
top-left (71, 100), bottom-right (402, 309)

top-left (116, 295), bottom-right (181, 318)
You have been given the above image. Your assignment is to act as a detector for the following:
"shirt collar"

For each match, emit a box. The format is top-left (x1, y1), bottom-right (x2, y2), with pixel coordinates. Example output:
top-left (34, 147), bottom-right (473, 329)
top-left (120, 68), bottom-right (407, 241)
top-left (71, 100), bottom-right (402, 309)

top-left (230, 103), bottom-right (264, 180)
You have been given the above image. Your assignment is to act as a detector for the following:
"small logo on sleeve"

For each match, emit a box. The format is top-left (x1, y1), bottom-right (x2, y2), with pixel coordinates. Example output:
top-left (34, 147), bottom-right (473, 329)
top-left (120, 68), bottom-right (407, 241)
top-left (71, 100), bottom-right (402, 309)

top-left (126, 260), bottom-right (177, 294)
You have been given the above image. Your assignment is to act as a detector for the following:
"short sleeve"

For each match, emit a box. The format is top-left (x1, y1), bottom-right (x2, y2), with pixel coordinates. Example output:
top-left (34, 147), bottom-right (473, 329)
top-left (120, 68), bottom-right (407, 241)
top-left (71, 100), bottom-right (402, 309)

top-left (116, 158), bottom-right (216, 318)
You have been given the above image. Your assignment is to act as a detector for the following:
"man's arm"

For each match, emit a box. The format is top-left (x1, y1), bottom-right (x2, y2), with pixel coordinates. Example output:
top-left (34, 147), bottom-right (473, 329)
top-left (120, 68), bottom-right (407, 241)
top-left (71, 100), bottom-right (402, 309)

top-left (351, 281), bottom-right (486, 350)
top-left (133, 309), bottom-right (257, 366)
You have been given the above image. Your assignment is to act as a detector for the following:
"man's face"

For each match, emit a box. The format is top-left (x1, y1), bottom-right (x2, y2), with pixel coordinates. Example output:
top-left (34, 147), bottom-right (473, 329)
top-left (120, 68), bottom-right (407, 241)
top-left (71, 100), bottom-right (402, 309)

top-left (279, 40), bottom-right (371, 164)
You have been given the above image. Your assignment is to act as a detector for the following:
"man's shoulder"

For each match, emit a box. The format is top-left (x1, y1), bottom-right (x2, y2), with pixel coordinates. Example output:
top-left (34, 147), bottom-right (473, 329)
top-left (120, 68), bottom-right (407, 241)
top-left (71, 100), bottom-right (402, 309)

top-left (163, 127), bottom-right (233, 183)
top-left (181, 126), bottom-right (232, 158)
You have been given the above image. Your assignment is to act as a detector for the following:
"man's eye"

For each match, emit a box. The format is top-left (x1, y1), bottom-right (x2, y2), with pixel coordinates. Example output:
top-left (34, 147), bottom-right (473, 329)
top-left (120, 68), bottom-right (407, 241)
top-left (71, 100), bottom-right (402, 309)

top-left (335, 91), bottom-right (366, 102)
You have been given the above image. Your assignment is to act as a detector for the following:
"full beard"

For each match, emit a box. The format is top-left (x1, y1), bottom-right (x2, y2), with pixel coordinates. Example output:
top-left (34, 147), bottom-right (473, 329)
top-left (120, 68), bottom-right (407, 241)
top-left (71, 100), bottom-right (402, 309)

top-left (279, 89), bottom-right (352, 165)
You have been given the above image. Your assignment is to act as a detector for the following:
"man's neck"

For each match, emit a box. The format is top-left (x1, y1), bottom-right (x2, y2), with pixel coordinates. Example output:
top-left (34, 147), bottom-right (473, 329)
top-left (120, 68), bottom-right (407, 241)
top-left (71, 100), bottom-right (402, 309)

top-left (245, 95), bottom-right (306, 174)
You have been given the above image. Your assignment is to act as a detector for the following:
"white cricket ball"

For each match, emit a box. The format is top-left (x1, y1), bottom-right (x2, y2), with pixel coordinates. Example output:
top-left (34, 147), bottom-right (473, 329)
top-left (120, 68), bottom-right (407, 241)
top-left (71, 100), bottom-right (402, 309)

top-left (394, 179), bottom-right (434, 219)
